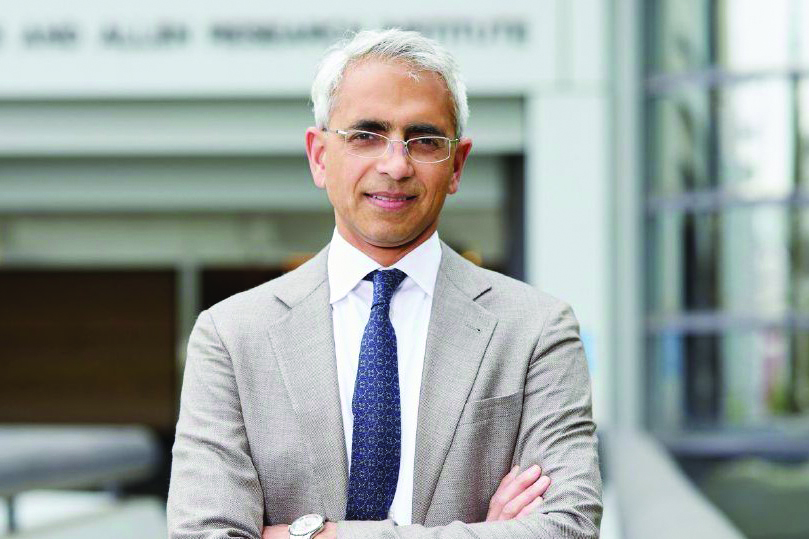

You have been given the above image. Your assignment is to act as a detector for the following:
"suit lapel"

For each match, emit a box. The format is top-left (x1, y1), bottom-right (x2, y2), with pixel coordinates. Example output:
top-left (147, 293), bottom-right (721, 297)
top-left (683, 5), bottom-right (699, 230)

top-left (412, 244), bottom-right (497, 523)
top-left (267, 247), bottom-right (349, 519)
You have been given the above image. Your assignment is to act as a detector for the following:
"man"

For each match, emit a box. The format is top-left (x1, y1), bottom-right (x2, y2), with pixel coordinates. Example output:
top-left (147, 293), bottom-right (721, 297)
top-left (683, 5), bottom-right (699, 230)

top-left (168, 28), bottom-right (602, 539)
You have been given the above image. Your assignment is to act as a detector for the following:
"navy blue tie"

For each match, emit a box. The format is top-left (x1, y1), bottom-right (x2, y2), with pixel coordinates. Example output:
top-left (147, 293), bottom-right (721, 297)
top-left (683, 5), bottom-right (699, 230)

top-left (346, 268), bottom-right (407, 520)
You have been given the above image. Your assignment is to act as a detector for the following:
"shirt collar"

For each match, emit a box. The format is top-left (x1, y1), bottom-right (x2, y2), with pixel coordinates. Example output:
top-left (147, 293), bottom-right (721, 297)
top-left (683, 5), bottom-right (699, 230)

top-left (327, 227), bottom-right (442, 304)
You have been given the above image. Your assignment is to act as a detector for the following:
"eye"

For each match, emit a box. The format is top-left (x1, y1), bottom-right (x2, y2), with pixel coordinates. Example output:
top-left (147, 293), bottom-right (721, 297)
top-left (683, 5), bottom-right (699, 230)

top-left (410, 137), bottom-right (443, 149)
top-left (346, 131), bottom-right (383, 144)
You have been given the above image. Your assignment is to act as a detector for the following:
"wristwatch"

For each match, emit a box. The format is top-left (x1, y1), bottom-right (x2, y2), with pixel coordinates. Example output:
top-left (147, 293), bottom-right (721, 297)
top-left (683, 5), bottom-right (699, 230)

top-left (289, 514), bottom-right (325, 539)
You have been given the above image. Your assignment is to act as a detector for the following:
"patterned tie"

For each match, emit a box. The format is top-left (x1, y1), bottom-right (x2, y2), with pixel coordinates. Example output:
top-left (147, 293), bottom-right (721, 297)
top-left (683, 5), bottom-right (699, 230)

top-left (346, 268), bottom-right (407, 520)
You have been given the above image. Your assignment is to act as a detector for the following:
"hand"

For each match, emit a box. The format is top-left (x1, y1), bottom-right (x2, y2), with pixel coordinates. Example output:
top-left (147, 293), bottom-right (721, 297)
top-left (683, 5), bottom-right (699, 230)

top-left (486, 464), bottom-right (551, 521)
top-left (262, 521), bottom-right (337, 539)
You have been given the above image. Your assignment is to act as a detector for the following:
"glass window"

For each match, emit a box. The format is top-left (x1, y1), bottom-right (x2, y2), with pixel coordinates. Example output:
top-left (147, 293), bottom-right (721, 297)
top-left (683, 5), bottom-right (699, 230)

top-left (646, 2), bottom-right (809, 535)
top-left (649, 329), bottom-right (809, 430)
top-left (718, 80), bottom-right (794, 197)
top-left (647, 206), bottom-right (800, 316)
top-left (648, 80), bottom-right (794, 197)
top-left (651, 0), bottom-right (801, 75)
top-left (716, 0), bottom-right (792, 72)
top-left (648, 90), bottom-right (712, 195)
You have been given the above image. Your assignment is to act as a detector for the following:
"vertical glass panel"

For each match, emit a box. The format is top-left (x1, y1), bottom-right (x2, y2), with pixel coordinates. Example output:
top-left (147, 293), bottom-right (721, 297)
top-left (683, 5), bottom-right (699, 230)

top-left (795, 209), bottom-right (809, 311)
top-left (648, 333), bottom-right (686, 430)
top-left (716, 0), bottom-right (791, 71)
top-left (720, 206), bottom-right (790, 315)
top-left (649, 0), bottom-right (711, 74)
top-left (647, 211), bottom-right (720, 313)
top-left (797, 0), bottom-right (809, 67)
top-left (682, 212), bottom-right (721, 311)
top-left (721, 328), bottom-right (803, 425)
top-left (721, 329), bottom-right (768, 425)
top-left (646, 211), bottom-right (685, 314)
top-left (648, 90), bottom-right (712, 195)
top-left (719, 79), bottom-right (794, 197)
top-left (684, 333), bottom-right (722, 425)
top-left (798, 81), bottom-right (809, 191)
top-left (794, 330), bottom-right (809, 411)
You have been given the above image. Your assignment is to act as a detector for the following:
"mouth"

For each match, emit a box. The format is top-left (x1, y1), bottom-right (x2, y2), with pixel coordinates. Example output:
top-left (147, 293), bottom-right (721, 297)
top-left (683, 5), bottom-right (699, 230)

top-left (364, 192), bottom-right (418, 210)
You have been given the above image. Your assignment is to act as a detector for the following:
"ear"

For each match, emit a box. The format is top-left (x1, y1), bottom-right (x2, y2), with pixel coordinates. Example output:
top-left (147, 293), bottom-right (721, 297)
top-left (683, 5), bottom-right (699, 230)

top-left (305, 127), bottom-right (328, 189)
top-left (448, 137), bottom-right (472, 194)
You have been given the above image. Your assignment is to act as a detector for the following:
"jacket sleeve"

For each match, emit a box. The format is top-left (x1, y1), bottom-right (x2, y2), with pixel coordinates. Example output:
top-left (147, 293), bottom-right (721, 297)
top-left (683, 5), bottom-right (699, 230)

top-left (337, 298), bottom-right (603, 539)
top-left (167, 310), bottom-right (264, 539)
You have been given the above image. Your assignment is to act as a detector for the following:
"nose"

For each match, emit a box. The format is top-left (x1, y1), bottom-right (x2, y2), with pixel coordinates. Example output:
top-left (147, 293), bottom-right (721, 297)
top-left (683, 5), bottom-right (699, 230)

top-left (375, 140), bottom-right (414, 180)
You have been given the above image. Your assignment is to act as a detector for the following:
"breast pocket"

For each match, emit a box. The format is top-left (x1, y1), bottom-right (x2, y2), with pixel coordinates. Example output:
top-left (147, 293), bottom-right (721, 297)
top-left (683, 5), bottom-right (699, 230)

top-left (431, 390), bottom-right (525, 524)
top-left (458, 390), bottom-right (524, 425)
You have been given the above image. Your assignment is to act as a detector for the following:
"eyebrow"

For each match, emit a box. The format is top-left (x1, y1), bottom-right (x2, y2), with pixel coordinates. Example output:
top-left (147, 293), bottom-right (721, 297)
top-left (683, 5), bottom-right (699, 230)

top-left (346, 119), bottom-right (449, 138)
top-left (404, 123), bottom-right (447, 138)
top-left (347, 119), bottom-right (392, 133)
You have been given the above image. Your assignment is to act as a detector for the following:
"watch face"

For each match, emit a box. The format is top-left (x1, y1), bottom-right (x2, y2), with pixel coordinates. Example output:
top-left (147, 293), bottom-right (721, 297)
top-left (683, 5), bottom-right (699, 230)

top-left (289, 514), bottom-right (324, 535)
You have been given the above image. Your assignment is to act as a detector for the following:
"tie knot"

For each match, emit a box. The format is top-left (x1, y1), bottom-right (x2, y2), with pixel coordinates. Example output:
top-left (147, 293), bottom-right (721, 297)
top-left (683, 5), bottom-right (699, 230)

top-left (366, 268), bottom-right (407, 307)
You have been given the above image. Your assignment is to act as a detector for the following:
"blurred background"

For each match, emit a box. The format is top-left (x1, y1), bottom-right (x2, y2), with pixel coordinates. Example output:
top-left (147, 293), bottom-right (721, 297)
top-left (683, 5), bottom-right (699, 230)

top-left (1, 0), bottom-right (808, 537)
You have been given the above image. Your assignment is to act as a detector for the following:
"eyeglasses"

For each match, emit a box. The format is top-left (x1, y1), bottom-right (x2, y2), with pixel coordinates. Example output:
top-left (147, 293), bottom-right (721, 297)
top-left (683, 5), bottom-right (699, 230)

top-left (324, 128), bottom-right (459, 164)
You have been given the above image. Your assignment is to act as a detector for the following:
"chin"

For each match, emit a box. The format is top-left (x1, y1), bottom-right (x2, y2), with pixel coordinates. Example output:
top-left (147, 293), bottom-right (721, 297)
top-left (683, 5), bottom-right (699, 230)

top-left (364, 234), bottom-right (412, 248)
top-left (362, 227), bottom-right (419, 248)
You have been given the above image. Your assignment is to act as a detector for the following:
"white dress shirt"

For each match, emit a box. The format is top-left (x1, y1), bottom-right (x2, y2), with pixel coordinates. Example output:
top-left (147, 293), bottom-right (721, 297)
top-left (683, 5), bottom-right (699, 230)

top-left (327, 227), bottom-right (441, 526)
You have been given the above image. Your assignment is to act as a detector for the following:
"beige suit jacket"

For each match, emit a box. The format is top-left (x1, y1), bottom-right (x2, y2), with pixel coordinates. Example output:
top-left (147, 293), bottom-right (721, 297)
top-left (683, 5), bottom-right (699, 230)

top-left (167, 242), bottom-right (602, 538)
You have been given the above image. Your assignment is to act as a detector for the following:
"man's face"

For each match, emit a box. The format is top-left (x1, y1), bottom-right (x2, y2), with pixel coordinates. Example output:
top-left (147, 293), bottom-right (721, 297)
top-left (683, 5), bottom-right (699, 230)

top-left (306, 58), bottom-right (472, 253)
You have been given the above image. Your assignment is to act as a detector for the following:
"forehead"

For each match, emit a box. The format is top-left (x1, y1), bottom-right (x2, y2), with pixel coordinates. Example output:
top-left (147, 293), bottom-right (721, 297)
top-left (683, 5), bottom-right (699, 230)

top-left (330, 58), bottom-right (455, 133)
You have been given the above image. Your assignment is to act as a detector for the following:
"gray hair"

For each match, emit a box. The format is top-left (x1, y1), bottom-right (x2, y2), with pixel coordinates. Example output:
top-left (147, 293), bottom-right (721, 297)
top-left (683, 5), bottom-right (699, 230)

top-left (311, 28), bottom-right (469, 137)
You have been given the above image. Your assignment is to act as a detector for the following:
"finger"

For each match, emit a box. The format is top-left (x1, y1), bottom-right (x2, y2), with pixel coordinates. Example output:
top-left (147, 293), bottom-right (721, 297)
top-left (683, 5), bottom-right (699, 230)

top-left (487, 464), bottom-right (541, 520)
top-left (497, 465), bottom-right (520, 491)
top-left (499, 474), bottom-right (551, 520)
top-left (486, 465), bottom-right (520, 520)
top-left (488, 465), bottom-right (532, 520)
top-left (499, 464), bottom-right (542, 503)
top-left (515, 494), bottom-right (544, 519)
top-left (535, 474), bottom-right (552, 496)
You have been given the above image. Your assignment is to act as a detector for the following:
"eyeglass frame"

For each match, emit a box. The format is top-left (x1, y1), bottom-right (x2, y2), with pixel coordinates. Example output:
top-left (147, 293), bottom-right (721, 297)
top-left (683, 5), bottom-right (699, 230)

top-left (322, 128), bottom-right (460, 164)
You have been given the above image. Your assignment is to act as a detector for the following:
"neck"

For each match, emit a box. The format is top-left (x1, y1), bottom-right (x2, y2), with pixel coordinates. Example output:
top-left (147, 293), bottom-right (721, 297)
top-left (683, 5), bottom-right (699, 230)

top-left (336, 222), bottom-right (437, 268)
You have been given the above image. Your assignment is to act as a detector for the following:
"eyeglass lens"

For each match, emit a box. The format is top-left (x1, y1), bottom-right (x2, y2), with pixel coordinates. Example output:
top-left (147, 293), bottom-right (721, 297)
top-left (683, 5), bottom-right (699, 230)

top-left (343, 130), bottom-right (450, 163)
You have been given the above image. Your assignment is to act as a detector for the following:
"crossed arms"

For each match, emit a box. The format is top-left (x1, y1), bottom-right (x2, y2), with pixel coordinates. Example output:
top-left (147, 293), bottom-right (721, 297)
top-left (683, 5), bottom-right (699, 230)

top-left (263, 464), bottom-right (552, 538)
